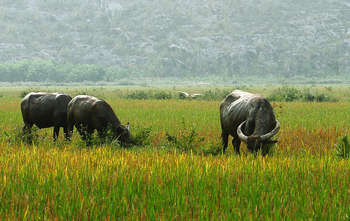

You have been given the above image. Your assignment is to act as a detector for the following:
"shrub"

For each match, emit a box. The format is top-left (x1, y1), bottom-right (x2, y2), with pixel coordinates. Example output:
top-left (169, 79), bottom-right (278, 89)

top-left (268, 87), bottom-right (302, 102)
top-left (300, 89), bottom-right (315, 102)
top-left (130, 127), bottom-right (152, 146)
top-left (315, 94), bottom-right (329, 102)
top-left (201, 89), bottom-right (231, 101)
top-left (154, 91), bottom-right (172, 100)
top-left (166, 129), bottom-right (204, 152)
top-left (165, 120), bottom-right (206, 153)
top-left (268, 87), bottom-right (337, 102)
top-left (126, 91), bottom-right (149, 100)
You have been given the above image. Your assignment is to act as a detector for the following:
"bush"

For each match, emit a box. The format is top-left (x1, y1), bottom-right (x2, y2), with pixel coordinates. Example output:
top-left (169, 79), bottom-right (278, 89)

top-left (165, 120), bottom-right (205, 153)
top-left (125, 90), bottom-right (172, 100)
top-left (123, 89), bottom-right (234, 101)
top-left (126, 91), bottom-right (149, 100)
top-left (154, 91), bottom-right (172, 100)
top-left (130, 127), bottom-right (152, 146)
top-left (166, 129), bottom-right (204, 152)
top-left (201, 89), bottom-right (232, 101)
top-left (268, 87), bottom-right (337, 102)
top-left (268, 87), bottom-right (302, 102)
top-left (300, 89), bottom-right (315, 102)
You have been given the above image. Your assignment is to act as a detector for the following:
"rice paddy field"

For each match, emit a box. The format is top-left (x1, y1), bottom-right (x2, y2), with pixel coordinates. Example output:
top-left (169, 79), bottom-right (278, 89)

top-left (1, 86), bottom-right (350, 220)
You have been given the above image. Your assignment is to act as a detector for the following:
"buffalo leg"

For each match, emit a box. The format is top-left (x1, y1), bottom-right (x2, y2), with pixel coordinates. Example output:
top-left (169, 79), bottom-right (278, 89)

top-left (22, 123), bottom-right (33, 143)
top-left (232, 136), bottom-right (241, 155)
top-left (67, 122), bottom-right (74, 140)
top-left (221, 132), bottom-right (228, 153)
top-left (76, 125), bottom-right (87, 141)
top-left (85, 129), bottom-right (94, 146)
top-left (53, 126), bottom-right (60, 141)
top-left (22, 123), bottom-right (32, 134)
top-left (63, 127), bottom-right (70, 141)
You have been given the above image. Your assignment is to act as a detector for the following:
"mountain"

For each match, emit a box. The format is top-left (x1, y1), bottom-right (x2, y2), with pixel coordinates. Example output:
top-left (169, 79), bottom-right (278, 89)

top-left (0, 0), bottom-right (349, 83)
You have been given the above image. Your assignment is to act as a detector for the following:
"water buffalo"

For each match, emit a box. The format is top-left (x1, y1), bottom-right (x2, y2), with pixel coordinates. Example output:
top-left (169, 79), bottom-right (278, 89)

top-left (67, 95), bottom-right (130, 145)
top-left (21, 92), bottom-right (72, 140)
top-left (220, 90), bottom-right (280, 155)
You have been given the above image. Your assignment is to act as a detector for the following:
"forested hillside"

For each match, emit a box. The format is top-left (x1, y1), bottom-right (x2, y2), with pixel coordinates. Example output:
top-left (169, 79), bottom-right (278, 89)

top-left (0, 0), bottom-right (349, 83)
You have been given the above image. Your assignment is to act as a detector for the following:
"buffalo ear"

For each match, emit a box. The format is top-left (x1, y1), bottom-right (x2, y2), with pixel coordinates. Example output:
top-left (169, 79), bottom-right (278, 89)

top-left (126, 122), bottom-right (130, 131)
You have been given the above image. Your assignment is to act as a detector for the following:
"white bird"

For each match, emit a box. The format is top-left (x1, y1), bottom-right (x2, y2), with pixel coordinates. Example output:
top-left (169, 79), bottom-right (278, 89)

top-left (190, 93), bottom-right (202, 99)
top-left (178, 91), bottom-right (202, 99)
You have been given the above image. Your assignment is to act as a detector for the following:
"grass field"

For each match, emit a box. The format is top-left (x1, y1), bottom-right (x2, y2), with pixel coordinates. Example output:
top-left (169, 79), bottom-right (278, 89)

top-left (1, 87), bottom-right (350, 220)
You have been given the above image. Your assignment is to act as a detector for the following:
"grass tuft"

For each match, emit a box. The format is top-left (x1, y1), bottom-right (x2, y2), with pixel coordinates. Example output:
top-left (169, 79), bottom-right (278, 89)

top-left (3, 126), bottom-right (40, 145)
top-left (130, 127), bottom-right (152, 146)
top-left (335, 135), bottom-right (350, 159)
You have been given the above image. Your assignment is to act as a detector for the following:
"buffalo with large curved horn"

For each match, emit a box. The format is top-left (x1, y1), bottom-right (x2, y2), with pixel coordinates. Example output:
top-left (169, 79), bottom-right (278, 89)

top-left (220, 90), bottom-right (280, 155)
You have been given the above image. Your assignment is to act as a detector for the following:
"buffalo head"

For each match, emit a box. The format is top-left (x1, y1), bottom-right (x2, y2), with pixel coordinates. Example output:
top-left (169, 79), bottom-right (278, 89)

top-left (237, 120), bottom-right (280, 154)
top-left (115, 122), bottom-right (131, 145)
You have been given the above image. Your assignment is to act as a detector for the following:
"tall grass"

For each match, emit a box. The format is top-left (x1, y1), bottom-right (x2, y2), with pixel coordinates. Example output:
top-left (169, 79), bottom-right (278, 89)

top-left (0, 145), bottom-right (350, 219)
top-left (0, 87), bottom-right (350, 219)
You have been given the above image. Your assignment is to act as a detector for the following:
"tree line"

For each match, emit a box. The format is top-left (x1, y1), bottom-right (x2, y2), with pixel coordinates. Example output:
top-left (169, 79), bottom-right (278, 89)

top-left (0, 60), bottom-right (129, 82)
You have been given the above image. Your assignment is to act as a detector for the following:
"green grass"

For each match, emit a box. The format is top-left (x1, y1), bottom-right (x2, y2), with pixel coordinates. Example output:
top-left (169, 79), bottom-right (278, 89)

top-left (1, 146), bottom-right (350, 220)
top-left (0, 87), bottom-right (350, 219)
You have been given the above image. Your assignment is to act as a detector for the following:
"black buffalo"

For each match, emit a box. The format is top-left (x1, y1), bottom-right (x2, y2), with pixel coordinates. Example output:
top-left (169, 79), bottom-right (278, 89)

top-left (67, 95), bottom-right (130, 145)
top-left (220, 90), bottom-right (280, 154)
top-left (21, 92), bottom-right (72, 140)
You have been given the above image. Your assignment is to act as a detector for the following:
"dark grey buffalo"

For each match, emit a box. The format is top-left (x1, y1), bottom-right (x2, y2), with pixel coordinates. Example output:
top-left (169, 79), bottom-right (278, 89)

top-left (220, 90), bottom-right (280, 154)
top-left (21, 92), bottom-right (72, 140)
top-left (67, 95), bottom-right (131, 145)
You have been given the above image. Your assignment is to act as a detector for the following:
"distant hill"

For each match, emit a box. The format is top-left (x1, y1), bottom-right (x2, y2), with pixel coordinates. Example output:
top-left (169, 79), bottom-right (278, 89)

top-left (0, 0), bottom-right (349, 83)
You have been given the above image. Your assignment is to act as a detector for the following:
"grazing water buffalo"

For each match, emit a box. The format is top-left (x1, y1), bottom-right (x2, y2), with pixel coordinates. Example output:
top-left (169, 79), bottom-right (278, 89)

top-left (220, 90), bottom-right (280, 155)
top-left (21, 92), bottom-right (72, 140)
top-left (67, 95), bottom-right (130, 145)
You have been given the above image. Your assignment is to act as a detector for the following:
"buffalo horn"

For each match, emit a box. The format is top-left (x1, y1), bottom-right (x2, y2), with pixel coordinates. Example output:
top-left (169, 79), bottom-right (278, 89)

top-left (260, 120), bottom-right (280, 141)
top-left (237, 120), bottom-right (248, 142)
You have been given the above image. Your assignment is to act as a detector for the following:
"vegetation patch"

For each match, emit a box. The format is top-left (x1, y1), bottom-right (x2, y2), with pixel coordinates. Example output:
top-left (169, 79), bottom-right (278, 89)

top-left (268, 87), bottom-right (337, 102)
top-left (3, 126), bottom-right (41, 145)
top-left (335, 135), bottom-right (350, 159)
top-left (166, 129), bottom-right (204, 153)
top-left (125, 90), bottom-right (172, 100)
top-left (1, 87), bottom-right (350, 219)
top-left (165, 121), bottom-right (223, 155)
top-left (130, 126), bottom-right (152, 146)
